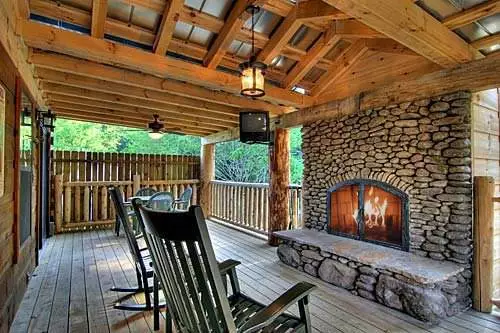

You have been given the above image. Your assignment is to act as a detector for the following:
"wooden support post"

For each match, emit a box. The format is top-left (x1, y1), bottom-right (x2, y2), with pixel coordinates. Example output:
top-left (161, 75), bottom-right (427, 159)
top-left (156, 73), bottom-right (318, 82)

top-left (133, 174), bottom-right (141, 195)
top-left (200, 143), bottom-right (215, 215)
top-left (54, 174), bottom-right (63, 233)
top-left (473, 176), bottom-right (495, 312)
top-left (268, 128), bottom-right (290, 246)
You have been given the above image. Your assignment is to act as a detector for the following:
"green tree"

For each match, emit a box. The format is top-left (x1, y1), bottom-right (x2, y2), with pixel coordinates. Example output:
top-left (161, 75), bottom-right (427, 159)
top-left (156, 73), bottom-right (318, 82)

top-left (52, 119), bottom-right (303, 184)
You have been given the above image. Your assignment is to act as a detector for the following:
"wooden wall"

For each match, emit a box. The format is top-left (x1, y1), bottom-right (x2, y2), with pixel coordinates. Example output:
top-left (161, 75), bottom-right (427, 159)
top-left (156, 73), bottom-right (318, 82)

top-left (0, 43), bottom-right (36, 332)
top-left (472, 88), bottom-right (500, 296)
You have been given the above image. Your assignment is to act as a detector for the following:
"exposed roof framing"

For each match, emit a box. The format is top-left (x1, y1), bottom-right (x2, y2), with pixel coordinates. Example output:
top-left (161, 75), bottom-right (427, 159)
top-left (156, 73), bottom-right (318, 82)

top-left (90, 0), bottom-right (107, 38)
top-left (153, 0), bottom-right (183, 55)
top-left (203, 0), bottom-right (254, 69)
top-left (11, 0), bottom-right (500, 136)
top-left (322, 0), bottom-right (482, 68)
top-left (311, 39), bottom-right (369, 96)
top-left (21, 20), bottom-right (311, 107)
top-left (28, 50), bottom-right (291, 115)
top-left (442, 0), bottom-right (500, 30)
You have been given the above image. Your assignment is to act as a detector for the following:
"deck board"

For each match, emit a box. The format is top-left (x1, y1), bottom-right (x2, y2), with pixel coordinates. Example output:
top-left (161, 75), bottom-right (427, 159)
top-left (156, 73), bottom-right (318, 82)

top-left (11, 221), bottom-right (500, 333)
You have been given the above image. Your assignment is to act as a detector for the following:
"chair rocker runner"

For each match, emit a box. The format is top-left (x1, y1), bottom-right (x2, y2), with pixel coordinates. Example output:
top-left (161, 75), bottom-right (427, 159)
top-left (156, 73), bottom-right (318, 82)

top-left (132, 200), bottom-right (316, 333)
top-left (108, 186), bottom-right (165, 312)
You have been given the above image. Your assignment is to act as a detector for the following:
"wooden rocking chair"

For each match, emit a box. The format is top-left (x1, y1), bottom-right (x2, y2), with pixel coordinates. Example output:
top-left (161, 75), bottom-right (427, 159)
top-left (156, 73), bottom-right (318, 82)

top-left (108, 186), bottom-right (164, 312)
top-left (132, 200), bottom-right (316, 333)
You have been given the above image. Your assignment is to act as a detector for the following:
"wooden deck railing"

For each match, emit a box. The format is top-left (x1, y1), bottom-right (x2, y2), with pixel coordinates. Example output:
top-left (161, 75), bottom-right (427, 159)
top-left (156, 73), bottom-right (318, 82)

top-left (53, 175), bottom-right (198, 232)
top-left (209, 180), bottom-right (302, 235)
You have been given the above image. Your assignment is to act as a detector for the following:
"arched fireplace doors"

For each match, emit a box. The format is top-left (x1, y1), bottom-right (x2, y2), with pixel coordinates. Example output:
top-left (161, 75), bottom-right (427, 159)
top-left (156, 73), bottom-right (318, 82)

top-left (327, 179), bottom-right (410, 251)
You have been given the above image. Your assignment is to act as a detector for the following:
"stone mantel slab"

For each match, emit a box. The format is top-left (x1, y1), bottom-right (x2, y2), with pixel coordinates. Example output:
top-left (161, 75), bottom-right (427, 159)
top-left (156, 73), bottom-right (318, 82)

top-left (274, 229), bottom-right (464, 285)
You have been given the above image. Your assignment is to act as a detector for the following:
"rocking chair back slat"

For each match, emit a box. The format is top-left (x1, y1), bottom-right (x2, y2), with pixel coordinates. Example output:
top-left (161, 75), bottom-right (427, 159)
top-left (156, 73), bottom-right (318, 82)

top-left (109, 187), bottom-right (143, 266)
top-left (132, 201), bottom-right (236, 332)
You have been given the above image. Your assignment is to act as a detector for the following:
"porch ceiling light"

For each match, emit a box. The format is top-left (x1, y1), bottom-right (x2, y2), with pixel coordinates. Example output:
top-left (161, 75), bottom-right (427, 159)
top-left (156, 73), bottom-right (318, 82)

top-left (148, 131), bottom-right (164, 140)
top-left (240, 6), bottom-right (266, 98)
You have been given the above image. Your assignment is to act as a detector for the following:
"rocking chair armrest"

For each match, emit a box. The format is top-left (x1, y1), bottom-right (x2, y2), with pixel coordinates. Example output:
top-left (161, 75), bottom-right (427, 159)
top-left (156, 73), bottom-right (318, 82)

top-left (239, 282), bottom-right (316, 333)
top-left (218, 259), bottom-right (241, 275)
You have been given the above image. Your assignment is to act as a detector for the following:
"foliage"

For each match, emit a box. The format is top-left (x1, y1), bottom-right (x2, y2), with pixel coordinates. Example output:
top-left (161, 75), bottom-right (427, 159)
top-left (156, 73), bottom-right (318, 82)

top-left (52, 119), bottom-right (303, 184)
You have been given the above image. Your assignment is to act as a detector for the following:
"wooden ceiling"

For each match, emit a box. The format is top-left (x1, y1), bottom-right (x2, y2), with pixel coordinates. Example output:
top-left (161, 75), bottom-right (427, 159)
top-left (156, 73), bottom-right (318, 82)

top-left (17, 0), bottom-right (500, 136)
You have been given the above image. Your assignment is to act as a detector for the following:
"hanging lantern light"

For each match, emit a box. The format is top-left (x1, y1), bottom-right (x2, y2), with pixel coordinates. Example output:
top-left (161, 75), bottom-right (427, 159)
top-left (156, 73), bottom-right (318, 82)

top-left (240, 6), bottom-right (266, 98)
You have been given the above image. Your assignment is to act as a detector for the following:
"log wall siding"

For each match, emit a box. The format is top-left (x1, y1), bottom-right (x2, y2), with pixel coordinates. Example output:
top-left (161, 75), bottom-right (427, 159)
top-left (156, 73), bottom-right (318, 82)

top-left (0, 44), bottom-right (36, 332)
top-left (472, 88), bottom-right (500, 296)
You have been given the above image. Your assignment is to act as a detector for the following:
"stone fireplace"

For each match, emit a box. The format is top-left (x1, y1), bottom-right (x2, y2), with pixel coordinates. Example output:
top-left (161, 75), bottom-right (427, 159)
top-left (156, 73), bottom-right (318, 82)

top-left (327, 179), bottom-right (409, 251)
top-left (275, 91), bottom-right (474, 323)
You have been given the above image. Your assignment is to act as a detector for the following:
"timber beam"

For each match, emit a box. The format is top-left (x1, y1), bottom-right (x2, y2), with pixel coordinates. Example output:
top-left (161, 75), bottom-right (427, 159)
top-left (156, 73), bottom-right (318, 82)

top-left (21, 20), bottom-right (312, 108)
top-left (323, 0), bottom-right (481, 67)
top-left (153, 0), bottom-right (183, 55)
top-left (29, 51), bottom-right (289, 115)
top-left (203, 51), bottom-right (500, 143)
top-left (46, 95), bottom-right (237, 128)
top-left (41, 83), bottom-right (239, 123)
top-left (35, 68), bottom-right (242, 116)
top-left (48, 101), bottom-right (228, 132)
top-left (90, 0), bottom-right (107, 38)
top-left (53, 109), bottom-right (212, 136)
top-left (443, 0), bottom-right (500, 30)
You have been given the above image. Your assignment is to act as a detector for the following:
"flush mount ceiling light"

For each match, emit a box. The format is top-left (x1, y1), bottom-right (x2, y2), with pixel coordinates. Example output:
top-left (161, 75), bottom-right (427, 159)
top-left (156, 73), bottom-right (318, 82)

top-left (240, 5), bottom-right (266, 98)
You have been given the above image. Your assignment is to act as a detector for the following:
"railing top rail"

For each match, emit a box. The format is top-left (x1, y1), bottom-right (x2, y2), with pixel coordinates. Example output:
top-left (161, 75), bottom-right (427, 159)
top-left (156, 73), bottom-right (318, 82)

top-left (211, 180), bottom-right (301, 189)
top-left (63, 179), bottom-right (199, 187)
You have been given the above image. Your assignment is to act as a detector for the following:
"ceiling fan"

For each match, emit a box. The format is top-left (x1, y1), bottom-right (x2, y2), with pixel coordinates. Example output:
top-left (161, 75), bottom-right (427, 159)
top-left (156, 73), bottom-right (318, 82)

top-left (124, 114), bottom-right (185, 139)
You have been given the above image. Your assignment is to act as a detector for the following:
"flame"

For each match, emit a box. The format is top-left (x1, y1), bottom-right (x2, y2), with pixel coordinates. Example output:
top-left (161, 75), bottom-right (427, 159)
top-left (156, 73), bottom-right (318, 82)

top-left (355, 186), bottom-right (389, 229)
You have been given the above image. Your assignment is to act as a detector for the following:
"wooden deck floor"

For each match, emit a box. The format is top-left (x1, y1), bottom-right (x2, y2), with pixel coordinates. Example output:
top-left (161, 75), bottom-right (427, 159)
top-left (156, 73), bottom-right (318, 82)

top-left (10, 221), bottom-right (500, 333)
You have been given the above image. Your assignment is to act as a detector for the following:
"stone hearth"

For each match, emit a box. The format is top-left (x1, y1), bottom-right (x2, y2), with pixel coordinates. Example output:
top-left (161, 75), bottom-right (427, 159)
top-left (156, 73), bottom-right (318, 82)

top-left (275, 229), bottom-right (469, 323)
top-left (275, 91), bottom-right (474, 323)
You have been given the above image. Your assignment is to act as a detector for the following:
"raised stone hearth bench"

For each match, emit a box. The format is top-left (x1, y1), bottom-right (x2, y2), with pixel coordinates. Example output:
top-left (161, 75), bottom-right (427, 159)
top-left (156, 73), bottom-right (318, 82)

top-left (275, 229), bottom-right (471, 323)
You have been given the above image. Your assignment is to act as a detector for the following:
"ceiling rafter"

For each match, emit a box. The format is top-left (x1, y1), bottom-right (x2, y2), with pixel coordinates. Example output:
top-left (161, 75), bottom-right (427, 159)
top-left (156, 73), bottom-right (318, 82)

top-left (296, 0), bottom-right (349, 21)
top-left (153, 0), bottom-right (183, 55)
top-left (21, 20), bottom-right (312, 107)
top-left (48, 100), bottom-right (229, 132)
top-left (41, 82), bottom-right (239, 123)
top-left (29, 51), bottom-right (290, 114)
top-left (46, 93), bottom-right (238, 128)
top-left (282, 27), bottom-right (341, 89)
top-left (90, 0), bottom-right (107, 38)
top-left (35, 68), bottom-right (242, 116)
top-left (471, 32), bottom-right (500, 50)
top-left (443, 0), bottom-right (500, 30)
top-left (54, 109), bottom-right (212, 136)
top-left (322, 0), bottom-right (482, 68)
top-left (203, 0), bottom-right (254, 69)
top-left (257, 6), bottom-right (302, 64)
top-left (311, 39), bottom-right (369, 97)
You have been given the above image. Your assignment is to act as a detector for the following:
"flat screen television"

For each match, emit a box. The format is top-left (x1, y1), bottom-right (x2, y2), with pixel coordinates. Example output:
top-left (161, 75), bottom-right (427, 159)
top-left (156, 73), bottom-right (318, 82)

top-left (239, 111), bottom-right (270, 144)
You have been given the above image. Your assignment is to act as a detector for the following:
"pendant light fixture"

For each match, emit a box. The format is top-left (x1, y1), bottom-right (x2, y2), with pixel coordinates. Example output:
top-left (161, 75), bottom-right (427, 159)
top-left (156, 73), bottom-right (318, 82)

top-left (240, 5), bottom-right (266, 98)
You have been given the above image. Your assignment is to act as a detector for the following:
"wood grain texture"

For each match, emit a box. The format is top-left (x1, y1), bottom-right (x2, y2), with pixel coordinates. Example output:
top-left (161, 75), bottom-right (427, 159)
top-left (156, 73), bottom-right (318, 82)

top-left (323, 0), bottom-right (481, 67)
top-left (11, 226), bottom-right (500, 333)
top-left (268, 128), bottom-right (290, 245)
top-left (200, 144), bottom-right (215, 215)
top-left (473, 177), bottom-right (495, 312)
top-left (21, 20), bottom-right (310, 108)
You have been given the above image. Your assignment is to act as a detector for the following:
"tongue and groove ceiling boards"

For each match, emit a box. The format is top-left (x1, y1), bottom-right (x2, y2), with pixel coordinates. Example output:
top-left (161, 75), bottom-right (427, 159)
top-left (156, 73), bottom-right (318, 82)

top-left (19, 0), bottom-right (500, 135)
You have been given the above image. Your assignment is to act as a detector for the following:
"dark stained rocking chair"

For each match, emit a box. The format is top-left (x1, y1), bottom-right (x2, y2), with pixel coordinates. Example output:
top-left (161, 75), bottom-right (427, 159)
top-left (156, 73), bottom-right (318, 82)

top-left (132, 200), bottom-right (316, 333)
top-left (108, 186), bottom-right (165, 313)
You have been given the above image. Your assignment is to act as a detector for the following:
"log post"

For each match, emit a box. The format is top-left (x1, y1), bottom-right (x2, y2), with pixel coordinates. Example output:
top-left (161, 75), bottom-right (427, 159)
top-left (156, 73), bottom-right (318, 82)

top-left (473, 176), bottom-right (495, 312)
top-left (54, 174), bottom-right (63, 233)
top-left (268, 128), bottom-right (290, 246)
top-left (133, 174), bottom-right (141, 194)
top-left (200, 143), bottom-right (215, 215)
